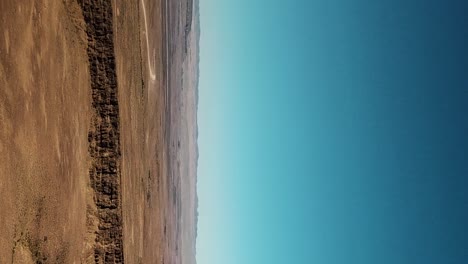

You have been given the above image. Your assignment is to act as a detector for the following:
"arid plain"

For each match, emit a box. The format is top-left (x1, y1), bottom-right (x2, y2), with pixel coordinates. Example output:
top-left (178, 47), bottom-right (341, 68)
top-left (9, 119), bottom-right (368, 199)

top-left (0, 0), bottom-right (199, 263)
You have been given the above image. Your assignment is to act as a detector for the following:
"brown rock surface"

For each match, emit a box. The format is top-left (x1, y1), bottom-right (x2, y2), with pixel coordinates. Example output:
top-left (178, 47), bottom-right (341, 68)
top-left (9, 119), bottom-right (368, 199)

top-left (0, 0), bottom-right (91, 262)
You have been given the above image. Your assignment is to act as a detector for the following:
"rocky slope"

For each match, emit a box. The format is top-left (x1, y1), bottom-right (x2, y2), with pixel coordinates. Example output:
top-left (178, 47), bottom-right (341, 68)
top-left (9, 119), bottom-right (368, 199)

top-left (78, 0), bottom-right (124, 262)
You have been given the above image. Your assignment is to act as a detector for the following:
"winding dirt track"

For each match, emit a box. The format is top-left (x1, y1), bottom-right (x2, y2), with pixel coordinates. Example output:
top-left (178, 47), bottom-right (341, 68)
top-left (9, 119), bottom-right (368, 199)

top-left (140, 0), bottom-right (156, 82)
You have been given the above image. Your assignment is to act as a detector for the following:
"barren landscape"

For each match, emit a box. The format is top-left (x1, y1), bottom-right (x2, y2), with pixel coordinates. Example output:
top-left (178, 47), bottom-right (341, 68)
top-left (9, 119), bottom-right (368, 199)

top-left (0, 0), bottom-right (199, 263)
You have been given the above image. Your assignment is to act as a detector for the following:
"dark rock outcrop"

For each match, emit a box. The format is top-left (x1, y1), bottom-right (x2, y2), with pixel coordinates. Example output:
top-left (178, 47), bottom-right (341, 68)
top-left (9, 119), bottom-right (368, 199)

top-left (78, 0), bottom-right (124, 263)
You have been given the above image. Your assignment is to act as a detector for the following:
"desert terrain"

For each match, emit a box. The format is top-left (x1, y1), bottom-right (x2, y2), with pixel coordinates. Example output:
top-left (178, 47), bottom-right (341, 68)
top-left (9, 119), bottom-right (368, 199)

top-left (0, 0), bottom-right (199, 263)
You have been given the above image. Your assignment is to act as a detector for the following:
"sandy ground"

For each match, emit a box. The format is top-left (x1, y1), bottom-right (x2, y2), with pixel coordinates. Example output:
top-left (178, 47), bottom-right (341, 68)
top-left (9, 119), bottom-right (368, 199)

top-left (114, 0), bottom-right (169, 262)
top-left (115, 0), bottom-right (199, 263)
top-left (0, 0), bottom-right (198, 263)
top-left (0, 1), bottom-right (92, 262)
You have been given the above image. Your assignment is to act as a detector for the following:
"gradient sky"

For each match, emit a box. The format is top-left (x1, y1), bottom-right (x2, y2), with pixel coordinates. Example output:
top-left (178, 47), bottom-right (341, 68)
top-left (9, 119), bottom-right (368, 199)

top-left (197, 1), bottom-right (468, 263)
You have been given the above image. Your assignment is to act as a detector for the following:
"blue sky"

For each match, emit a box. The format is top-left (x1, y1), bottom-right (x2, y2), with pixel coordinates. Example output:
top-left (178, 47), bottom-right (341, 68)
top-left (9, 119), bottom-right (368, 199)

top-left (197, 1), bottom-right (468, 263)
